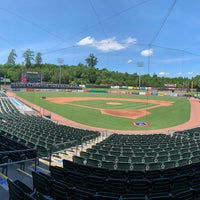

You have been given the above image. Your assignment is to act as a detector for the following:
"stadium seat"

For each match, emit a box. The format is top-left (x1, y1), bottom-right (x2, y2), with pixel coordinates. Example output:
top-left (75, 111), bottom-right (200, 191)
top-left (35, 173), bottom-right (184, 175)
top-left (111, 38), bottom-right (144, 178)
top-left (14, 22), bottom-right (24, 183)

top-left (121, 193), bottom-right (146, 200)
top-left (101, 160), bottom-right (117, 170)
top-left (71, 186), bottom-right (95, 200)
top-left (73, 155), bottom-right (85, 165)
top-left (116, 162), bottom-right (132, 171)
top-left (131, 156), bottom-right (143, 163)
top-left (148, 162), bottom-right (162, 171)
top-left (174, 189), bottom-right (196, 200)
top-left (32, 171), bottom-right (51, 196)
top-left (92, 153), bottom-right (104, 161)
top-left (132, 163), bottom-right (146, 171)
top-left (105, 177), bottom-right (127, 194)
top-left (94, 191), bottom-right (120, 200)
top-left (7, 178), bottom-right (29, 200)
top-left (85, 175), bottom-right (106, 191)
top-left (128, 179), bottom-right (151, 195)
top-left (86, 158), bottom-right (101, 168)
top-left (79, 151), bottom-right (91, 159)
top-left (147, 193), bottom-right (175, 200)
top-left (49, 180), bottom-right (71, 200)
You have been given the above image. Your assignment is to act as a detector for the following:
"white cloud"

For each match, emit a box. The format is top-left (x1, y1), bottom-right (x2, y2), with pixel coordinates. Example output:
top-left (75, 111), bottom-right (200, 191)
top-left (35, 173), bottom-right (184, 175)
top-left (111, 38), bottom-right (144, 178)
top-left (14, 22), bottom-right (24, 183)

top-left (158, 72), bottom-right (169, 76)
top-left (77, 36), bottom-right (94, 46)
top-left (177, 72), bottom-right (182, 75)
top-left (141, 49), bottom-right (153, 57)
top-left (127, 59), bottom-right (133, 64)
top-left (77, 36), bottom-right (136, 52)
top-left (124, 37), bottom-right (137, 44)
top-left (187, 72), bottom-right (193, 75)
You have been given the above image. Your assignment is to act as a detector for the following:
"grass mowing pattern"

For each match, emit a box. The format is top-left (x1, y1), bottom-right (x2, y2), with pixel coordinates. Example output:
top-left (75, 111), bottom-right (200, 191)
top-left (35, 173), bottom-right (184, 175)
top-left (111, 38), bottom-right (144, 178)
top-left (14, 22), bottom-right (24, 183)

top-left (71, 100), bottom-right (155, 110)
top-left (15, 92), bottom-right (190, 130)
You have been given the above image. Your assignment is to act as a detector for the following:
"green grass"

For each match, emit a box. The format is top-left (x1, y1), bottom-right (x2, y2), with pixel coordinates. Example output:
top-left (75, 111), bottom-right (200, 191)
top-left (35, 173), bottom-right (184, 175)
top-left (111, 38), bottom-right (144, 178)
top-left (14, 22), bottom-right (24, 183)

top-left (15, 92), bottom-right (190, 130)
top-left (71, 99), bottom-right (155, 110)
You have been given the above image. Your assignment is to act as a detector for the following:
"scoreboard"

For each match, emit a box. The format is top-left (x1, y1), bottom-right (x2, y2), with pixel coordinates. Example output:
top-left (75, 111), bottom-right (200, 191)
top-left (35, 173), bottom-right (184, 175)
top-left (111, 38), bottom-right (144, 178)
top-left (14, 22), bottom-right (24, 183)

top-left (21, 72), bottom-right (42, 83)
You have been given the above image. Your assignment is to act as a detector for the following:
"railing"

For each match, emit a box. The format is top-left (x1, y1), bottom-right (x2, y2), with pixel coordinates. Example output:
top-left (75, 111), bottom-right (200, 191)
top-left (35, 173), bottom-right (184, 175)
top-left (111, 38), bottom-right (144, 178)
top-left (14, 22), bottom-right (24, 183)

top-left (48, 133), bottom-right (102, 169)
top-left (0, 148), bottom-right (37, 175)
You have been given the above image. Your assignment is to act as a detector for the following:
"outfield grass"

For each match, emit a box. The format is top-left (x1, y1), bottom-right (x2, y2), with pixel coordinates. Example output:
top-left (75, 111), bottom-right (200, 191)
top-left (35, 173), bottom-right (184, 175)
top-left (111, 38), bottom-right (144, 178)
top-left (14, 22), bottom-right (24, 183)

top-left (15, 92), bottom-right (190, 130)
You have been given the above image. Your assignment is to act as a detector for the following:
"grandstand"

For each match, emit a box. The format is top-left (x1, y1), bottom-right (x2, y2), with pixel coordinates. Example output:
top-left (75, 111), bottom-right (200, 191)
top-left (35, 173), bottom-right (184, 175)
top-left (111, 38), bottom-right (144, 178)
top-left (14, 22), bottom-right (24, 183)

top-left (1, 90), bottom-right (200, 199)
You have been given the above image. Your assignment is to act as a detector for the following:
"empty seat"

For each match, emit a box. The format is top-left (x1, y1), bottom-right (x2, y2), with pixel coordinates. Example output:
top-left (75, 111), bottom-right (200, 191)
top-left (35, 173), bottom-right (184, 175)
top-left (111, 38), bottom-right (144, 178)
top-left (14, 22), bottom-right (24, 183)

top-left (163, 161), bottom-right (176, 169)
top-left (106, 177), bottom-right (127, 194)
top-left (92, 153), bottom-right (104, 161)
top-left (148, 162), bottom-right (162, 171)
top-left (128, 179), bottom-right (151, 195)
top-left (156, 155), bottom-right (169, 163)
top-left (85, 175), bottom-right (106, 191)
top-left (150, 177), bottom-right (171, 194)
top-left (73, 155), bottom-right (85, 165)
top-left (132, 163), bottom-right (146, 171)
top-left (101, 160), bottom-right (117, 170)
top-left (144, 156), bottom-right (155, 163)
top-left (104, 155), bottom-right (117, 162)
top-left (131, 156), bottom-right (143, 163)
top-left (80, 151), bottom-right (91, 159)
top-left (49, 180), bottom-right (70, 200)
top-left (117, 162), bottom-right (132, 171)
top-left (86, 158), bottom-right (101, 168)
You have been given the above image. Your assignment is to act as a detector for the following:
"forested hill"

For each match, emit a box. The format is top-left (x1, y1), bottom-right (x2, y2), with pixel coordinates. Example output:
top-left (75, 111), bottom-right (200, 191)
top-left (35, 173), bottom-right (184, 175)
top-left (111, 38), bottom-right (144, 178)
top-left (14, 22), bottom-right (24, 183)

top-left (0, 63), bottom-right (199, 89)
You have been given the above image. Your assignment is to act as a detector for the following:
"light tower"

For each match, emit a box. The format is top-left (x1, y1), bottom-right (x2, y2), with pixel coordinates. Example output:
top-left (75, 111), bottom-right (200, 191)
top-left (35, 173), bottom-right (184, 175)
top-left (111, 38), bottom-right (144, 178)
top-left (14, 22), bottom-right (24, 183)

top-left (137, 62), bottom-right (144, 90)
top-left (57, 58), bottom-right (64, 84)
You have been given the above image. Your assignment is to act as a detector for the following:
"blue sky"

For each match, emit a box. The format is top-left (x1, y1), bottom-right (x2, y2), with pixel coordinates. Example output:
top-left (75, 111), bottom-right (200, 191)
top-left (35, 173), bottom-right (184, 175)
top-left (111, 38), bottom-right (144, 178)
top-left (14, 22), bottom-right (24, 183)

top-left (0, 0), bottom-right (200, 78)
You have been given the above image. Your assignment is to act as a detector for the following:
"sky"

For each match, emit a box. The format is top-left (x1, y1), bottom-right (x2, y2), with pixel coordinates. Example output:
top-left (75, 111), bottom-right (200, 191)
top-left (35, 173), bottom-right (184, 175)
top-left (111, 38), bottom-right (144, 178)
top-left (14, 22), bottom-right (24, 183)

top-left (0, 0), bottom-right (200, 78)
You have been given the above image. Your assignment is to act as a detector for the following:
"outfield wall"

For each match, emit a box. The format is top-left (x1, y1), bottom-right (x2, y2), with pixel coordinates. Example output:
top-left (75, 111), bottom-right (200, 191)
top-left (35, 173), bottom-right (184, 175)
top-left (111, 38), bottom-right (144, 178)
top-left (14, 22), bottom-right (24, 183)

top-left (10, 87), bottom-right (192, 98)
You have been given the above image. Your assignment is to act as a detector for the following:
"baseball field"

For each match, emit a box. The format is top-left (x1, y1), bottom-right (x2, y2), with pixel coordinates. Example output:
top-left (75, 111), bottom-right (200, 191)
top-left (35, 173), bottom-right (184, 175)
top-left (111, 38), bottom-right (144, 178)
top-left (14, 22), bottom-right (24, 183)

top-left (13, 91), bottom-right (191, 132)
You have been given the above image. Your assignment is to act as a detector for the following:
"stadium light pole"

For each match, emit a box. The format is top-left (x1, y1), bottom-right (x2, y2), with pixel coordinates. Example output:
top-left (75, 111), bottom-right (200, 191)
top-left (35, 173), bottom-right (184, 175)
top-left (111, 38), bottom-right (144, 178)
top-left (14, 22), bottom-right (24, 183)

top-left (57, 58), bottom-right (64, 84)
top-left (137, 62), bottom-right (144, 90)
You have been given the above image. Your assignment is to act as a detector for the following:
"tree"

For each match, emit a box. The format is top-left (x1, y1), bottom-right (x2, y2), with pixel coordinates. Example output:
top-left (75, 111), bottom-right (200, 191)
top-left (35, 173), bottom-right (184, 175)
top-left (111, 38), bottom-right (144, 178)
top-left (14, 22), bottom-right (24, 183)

top-left (23, 49), bottom-right (34, 68)
top-left (7, 49), bottom-right (17, 67)
top-left (85, 53), bottom-right (98, 68)
top-left (35, 52), bottom-right (42, 66)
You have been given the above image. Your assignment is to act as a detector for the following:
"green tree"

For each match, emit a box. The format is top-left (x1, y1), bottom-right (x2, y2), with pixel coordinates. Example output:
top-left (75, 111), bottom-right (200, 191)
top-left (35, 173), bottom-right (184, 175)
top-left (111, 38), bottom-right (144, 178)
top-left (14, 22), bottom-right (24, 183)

top-left (85, 53), bottom-right (98, 68)
top-left (23, 49), bottom-right (34, 68)
top-left (35, 52), bottom-right (42, 66)
top-left (7, 49), bottom-right (17, 67)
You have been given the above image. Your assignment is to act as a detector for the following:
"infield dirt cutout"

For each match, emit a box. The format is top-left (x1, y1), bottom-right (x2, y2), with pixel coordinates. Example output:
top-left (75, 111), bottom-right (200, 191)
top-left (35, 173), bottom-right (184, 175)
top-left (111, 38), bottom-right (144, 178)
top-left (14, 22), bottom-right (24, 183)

top-left (45, 97), bottom-right (173, 119)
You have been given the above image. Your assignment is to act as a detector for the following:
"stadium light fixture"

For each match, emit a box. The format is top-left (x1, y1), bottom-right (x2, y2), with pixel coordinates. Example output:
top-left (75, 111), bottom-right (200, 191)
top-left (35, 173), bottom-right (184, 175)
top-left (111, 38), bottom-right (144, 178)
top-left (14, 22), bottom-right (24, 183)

top-left (137, 62), bottom-right (144, 90)
top-left (57, 58), bottom-right (64, 84)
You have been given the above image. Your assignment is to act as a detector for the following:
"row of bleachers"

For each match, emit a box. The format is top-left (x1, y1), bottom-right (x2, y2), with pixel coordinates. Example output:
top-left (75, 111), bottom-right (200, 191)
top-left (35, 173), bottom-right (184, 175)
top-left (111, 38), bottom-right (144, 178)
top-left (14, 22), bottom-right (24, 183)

top-left (73, 155), bottom-right (199, 171)
top-left (11, 82), bottom-right (82, 89)
top-left (0, 97), bottom-right (19, 114)
top-left (0, 94), bottom-right (100, 157)
top-left (87, 145), bottom-right (200, 156)
top-left (98, 133), bottom-right (193, 146)
top-left (0, 114), bottom-right (100, 157)
top-left (12, 159), bottom-right (200, 199)
top-left (8, 159), bottom-right (200, 200)
top-left (75, 132), bottom-right (200, 170)
top-left (174, 128), bottom-right (200, 139)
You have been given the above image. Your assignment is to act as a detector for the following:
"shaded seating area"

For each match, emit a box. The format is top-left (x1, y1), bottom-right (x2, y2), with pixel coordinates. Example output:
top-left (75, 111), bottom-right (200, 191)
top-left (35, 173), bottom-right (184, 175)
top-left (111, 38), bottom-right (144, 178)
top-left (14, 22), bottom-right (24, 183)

top-left (0, 135), bottom-right (37, 175)
top-left (8, 158), bottom-right (200, 199)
